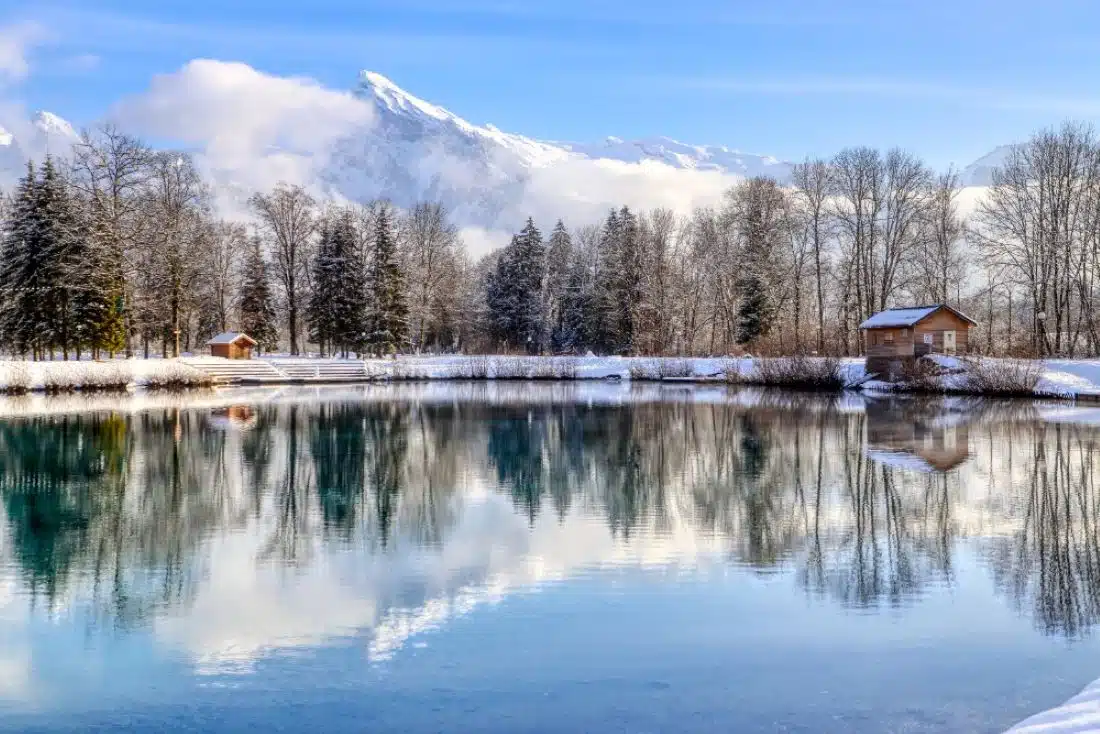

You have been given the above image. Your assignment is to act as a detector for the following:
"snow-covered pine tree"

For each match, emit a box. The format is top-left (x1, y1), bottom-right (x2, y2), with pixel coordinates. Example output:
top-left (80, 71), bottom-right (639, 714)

top-left (486, 239), bottom-right (517, 347)
top-left (238, 235), bottom-right (279, 353)
top-left (557, 251), bottom-right (591, 354)
top-left (39, 157), bottom-right (105, 360)
top-left (329, 210), bottom-right (367, 356)
top-left (0, 162), bottom-right (40, 357)
top-left (615, 206), bottom-right (643, 355)
top-left (84, 198), bottom-right (126, 358)
top-left (736, 271), bottom-right (772, 347)
top-left (485, 218), bottom-right (546, 353)
top-left (589, 209), bottom-right (622, 354)
top-left (307, 216), bottom-right (339, 355)
top-left (365, 203), bottom-right (408, 356)
top-left (544, 220), bottom-right (573, 353)
top-left (513, 218), bottom-right (546, 353)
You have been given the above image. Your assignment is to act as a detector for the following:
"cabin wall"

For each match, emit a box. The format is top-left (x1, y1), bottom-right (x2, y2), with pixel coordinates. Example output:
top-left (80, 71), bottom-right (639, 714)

top-left (913, 312), bottom-right (971, 354)
top-left (211, 342), bottom-right (253, 359)
top-left (864, 327), bottom-right (915, 358)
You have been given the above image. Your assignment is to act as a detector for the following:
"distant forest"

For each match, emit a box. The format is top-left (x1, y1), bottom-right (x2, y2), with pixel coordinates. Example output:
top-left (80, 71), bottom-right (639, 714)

top-left (1, 121), bottom-right (1096, 360)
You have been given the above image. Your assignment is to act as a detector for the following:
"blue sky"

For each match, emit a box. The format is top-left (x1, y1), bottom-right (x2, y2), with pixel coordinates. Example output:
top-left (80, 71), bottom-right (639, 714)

top-left (10, 0), bottom-right (1100, 168)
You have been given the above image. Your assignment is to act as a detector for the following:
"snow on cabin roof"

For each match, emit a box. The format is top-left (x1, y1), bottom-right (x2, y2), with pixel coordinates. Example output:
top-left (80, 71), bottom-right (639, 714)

top-left (207, 332), bottom-right (257, 346)
top-left (859, 304), bottom-right (976, 329)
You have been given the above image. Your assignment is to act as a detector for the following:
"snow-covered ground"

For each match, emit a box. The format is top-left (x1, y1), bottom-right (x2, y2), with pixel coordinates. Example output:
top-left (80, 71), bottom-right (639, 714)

top-left (0, 358), bottom-right (211, 393)
top-left (1006, 679), bottom-right (1100, 732)
top-left (8, 354), bottom-right (1100, 402)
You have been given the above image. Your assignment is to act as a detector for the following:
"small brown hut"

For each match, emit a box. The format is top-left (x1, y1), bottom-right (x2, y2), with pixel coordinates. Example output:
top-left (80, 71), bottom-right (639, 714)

top-left (860, 305), bottom-right (976, 378)
top-left (207, 332), bottom-right (257, 360)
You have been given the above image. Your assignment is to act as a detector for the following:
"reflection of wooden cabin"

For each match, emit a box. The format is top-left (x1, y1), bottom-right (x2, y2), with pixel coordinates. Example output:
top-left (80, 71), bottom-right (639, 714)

top-left (864, 399), bottom-right (971, 473)
top-left (207, 332), bottom-right (257, 360)
top-left (860, 304), bottom-right (976, 379)
top-left (208, 405), bottom-right (257, 431)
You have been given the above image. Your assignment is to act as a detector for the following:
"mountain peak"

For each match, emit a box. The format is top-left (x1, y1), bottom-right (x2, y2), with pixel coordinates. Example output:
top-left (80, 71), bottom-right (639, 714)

top-left (357, 70), bottom-right (456, 126)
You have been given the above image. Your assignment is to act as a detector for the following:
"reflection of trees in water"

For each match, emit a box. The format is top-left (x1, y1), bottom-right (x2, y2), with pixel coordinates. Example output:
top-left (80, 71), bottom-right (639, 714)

top-left (1, 392), bottom-right (1100, 638)
top-left (983, 423), bottom-right (1100, 638)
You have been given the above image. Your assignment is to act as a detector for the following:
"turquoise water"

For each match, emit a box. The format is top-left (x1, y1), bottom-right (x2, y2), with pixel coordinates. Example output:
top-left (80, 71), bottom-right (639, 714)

top-left (0, 384), bottom-right (1097, 732)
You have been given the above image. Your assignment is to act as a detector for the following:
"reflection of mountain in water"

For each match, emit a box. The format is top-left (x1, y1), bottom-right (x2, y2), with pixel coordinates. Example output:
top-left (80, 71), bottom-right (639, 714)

top-left (0, 388), bottom-right (1096, 674)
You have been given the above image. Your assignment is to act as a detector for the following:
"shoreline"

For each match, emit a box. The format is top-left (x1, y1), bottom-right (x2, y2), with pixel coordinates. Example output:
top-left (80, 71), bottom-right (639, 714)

top-left (0, 354), bottom-right (1099, 402)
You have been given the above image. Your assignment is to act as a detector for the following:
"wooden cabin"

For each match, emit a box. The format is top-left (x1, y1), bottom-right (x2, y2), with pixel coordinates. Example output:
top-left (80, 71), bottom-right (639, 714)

top-left (207, 332), bottom-right (257, 360)
top-left (859, 305), bottom-right (976, 378)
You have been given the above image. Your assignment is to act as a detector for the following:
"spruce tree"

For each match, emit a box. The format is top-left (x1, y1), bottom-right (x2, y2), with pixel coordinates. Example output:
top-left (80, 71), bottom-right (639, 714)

top-left (486, 242), bottom-right (518, 347)
top-left (589, 209), bottom-right (622, 354)
top-left (485, 218), bottom-right (546, 353)
top-left (545, 220), bottom-right (573, 353)
top-left (307, 217), bottom-right (338, 354)
top-left (736, 271), bottom-right (773, 347)
top-left (366, 203), bottom-right (408, 356)
top-left (0, 162), bottom-right (38, 356)
top-left (238, 235), bottom-right (279, 353)
top-left (85, 200), bottom-right (127, 358)
top-left (329, 211), bottom-right (367, 356)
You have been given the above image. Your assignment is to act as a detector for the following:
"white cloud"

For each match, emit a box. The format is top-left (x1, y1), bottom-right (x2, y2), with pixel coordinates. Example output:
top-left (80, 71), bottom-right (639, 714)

top-left (0, 21), bottom-right (45, 85)
top-left (518, 156), bottom-right (736, 233)
top-left (110, 59), bottom-right (377, 202)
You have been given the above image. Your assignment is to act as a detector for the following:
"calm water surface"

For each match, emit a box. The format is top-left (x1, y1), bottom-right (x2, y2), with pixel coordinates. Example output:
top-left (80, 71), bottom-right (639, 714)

top-left (0, 383), bottom-right (1098, 732)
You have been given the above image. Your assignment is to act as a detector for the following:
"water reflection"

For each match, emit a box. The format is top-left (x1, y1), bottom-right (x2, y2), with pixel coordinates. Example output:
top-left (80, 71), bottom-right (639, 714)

top-left (0, 385), bottom-right (1098, 680)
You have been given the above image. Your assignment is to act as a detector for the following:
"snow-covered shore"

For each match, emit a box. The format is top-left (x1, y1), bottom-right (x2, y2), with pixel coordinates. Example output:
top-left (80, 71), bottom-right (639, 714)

top-left (7, 354), bottom-right (1100, 401)
top-left (1006, 679), bottom-right (1100, 732)
top-left (0, 358), bottom-right (212, 393)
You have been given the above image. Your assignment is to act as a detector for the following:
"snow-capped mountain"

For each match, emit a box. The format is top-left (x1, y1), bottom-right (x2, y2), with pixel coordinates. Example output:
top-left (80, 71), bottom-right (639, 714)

top-left (0, 111), bottom-right (81, 180)
top-left (1, 69), bottom-right (1011, 232)
top-left (960, 144), bottom-right (1015, 187)
top-left (317, 71), bottom-right (804, 229)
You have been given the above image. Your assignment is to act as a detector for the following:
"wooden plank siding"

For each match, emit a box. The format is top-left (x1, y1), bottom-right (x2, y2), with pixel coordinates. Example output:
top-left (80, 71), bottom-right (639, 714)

top-left (865, 327), bottom-right (916, 358)
top-left (911, 310), bottom-right (970, 355)
top-left (864, 310), bottom-right (971, 358)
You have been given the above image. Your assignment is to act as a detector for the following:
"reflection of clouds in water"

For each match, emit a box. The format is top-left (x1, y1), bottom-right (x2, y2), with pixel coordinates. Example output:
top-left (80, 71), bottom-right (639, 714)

top-left (1, 389), bottom-right (1100, 686)
top-left (157, 489), bottom-right (728, 674)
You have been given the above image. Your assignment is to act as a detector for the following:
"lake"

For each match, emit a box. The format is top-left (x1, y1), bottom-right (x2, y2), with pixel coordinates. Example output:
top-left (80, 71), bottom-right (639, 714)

top-left (0, 382), bottom-right (1098, 733)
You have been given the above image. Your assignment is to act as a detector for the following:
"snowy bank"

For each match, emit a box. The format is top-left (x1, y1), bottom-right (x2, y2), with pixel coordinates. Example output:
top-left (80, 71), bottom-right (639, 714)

top-left (1006, 678), bottom-right (1100, 732)
top-left (0, 359), bottom-right (213, 394)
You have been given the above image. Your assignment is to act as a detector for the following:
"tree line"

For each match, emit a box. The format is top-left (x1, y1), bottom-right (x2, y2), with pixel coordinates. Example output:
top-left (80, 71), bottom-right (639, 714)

top-left (1, 121), bottom-right (1099, 359)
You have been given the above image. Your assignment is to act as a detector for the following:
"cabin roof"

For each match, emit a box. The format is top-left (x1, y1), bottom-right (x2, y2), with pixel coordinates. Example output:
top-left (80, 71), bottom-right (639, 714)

top-left (859, 304), bottom-right (977, 329)
top-left (206, 331), bottom-right (257, 346)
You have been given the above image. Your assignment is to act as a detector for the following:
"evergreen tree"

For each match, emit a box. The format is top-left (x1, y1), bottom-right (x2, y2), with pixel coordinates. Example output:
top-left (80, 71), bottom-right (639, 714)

top-left (557, 253), bottom-right (590, 354)
top-left (366, 203), bottom-right (408, 355)
top-left (329, 211), bottom-right (367, 355)
top-left (238, 235), bottom-right (279, 353)
top-left (615, 206), bottom-right (643, 355)
top-left (485, 218), bottom-right (546, 353)
top-left (39, 159), bottom-right (109, 359)
top-left (85, 200), bottom-right (127, 358)
top-left (589, 209), bottom-right (622, 354)
top-left (736, 271), bottom-right (773, 347)
top-left (307, 217), bottom-right (339, 354)
top-left (544, 220), bottom-right (573, 353)
top-left (0, 162), bottom-right (41, 356)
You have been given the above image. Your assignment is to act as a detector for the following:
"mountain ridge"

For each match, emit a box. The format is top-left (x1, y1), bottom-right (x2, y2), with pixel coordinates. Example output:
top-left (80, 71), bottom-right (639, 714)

top-left (1, 70), bottom-right (1006, 220)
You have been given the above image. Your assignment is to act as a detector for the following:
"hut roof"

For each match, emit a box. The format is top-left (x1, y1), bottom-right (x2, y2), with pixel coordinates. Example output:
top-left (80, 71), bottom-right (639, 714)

top-left (206, 332), bottom-right (257, 346)
top-left (859, 304), bottom-right (976, 329)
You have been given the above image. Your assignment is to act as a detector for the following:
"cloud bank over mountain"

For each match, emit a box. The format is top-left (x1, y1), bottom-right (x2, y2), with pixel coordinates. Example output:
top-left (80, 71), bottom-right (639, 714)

top-left (0, 57), bottom-right (1008, 253)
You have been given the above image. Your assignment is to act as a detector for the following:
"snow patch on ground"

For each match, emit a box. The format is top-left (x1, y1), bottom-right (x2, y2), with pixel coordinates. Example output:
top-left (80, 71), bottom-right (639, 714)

top-left (0, 358), bottom-right (211, 392)
top-left (1006, 678), bottom-right (1100, 732)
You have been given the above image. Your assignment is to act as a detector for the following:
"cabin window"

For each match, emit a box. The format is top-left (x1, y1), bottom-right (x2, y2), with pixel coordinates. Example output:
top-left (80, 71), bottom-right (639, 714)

top-left (923, 333), bottom-right (933, 345)
top-left (901, 328), bottom-right (909, 337)
top-left (884, 332), bottom-right (894, 343)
